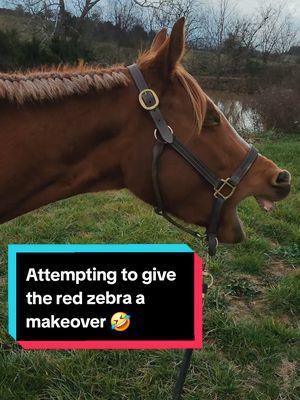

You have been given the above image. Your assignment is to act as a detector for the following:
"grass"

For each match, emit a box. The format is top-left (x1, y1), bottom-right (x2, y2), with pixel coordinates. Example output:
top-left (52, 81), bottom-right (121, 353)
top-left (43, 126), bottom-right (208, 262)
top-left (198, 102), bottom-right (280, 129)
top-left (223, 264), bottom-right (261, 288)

top-left (267, 272), bottom-right (300, 315)
top-left (0, 135), bottom-right (299, 399)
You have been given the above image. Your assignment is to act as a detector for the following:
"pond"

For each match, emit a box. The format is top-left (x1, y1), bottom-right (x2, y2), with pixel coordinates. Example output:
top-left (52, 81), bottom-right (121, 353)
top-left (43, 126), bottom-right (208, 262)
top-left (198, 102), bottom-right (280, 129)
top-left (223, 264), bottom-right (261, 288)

top-left (208, 90), bottom-right (264, 133)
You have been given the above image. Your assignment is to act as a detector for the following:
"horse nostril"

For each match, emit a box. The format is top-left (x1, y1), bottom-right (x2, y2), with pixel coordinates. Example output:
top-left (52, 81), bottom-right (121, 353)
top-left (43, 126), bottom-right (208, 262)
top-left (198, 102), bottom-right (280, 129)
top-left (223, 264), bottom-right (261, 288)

top-left (275, 170), bottom-right (291, 185)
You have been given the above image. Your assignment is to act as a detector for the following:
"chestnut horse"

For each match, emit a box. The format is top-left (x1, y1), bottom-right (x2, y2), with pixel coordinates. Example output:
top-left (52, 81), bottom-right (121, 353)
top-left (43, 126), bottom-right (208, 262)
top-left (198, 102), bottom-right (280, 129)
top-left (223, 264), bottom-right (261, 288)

top-left (0, 18), bottom-right (291, 243)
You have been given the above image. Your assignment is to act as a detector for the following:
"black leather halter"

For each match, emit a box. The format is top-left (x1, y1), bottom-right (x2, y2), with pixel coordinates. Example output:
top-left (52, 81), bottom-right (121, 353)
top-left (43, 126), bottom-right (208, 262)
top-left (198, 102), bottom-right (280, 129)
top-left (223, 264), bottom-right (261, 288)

top-left (128, 64), bottom-right (258, 256)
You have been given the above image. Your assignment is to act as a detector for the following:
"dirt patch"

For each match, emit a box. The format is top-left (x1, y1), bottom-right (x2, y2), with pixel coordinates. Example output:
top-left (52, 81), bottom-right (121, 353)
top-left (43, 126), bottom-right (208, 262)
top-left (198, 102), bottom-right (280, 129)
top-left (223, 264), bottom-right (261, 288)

top-left (225, 273), bottom-right (268, 319)
top-left (265, 260), bottom-right (295, 279)
top-left (227, 268), bottom-right (297, 327)
top-left (228, 296), bottom-right (268, 320)
top-left (229, 298), bottom-right (254, 319)
top-left (276, 359), bottom-right (297, 391)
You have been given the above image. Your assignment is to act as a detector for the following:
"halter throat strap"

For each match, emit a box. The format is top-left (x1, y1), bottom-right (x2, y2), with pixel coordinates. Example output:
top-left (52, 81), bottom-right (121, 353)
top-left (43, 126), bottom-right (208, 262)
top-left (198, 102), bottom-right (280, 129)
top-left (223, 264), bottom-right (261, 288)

top-left (127, 63), bottom-right (258, 256)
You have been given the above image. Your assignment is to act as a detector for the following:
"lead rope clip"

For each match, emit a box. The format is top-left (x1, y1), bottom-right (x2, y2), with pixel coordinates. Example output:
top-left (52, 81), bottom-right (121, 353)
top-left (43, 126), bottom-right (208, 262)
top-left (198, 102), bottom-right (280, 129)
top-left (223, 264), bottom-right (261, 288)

top-left (202, 253), bottom-right (214, 298)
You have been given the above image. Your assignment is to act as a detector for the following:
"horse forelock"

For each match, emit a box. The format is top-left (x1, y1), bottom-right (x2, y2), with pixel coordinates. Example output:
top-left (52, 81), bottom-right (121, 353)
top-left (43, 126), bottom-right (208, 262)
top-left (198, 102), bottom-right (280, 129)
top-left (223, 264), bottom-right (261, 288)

top-left (0, 65), bottom-right (130, 104)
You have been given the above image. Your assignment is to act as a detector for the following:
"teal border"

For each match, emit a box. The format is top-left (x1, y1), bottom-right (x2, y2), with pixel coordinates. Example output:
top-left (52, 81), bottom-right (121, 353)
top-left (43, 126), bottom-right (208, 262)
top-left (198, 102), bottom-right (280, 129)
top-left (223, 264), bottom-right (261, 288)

top-left (7, 243), bottom-right (192, 340)
top-left (8, 244), bottom-right (192, 253)
top-left (8, 245), bottom-right (17, 339)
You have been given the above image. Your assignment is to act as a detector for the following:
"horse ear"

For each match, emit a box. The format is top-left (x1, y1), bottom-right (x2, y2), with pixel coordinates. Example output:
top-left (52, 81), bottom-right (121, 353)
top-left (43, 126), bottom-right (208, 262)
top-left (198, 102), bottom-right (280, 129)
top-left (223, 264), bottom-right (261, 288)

top-left (150, 28), bottom-right (168, 52)
top-left (151, 17), bottom-right (186, 76)
top-left (168, 17), bottom-right (186, 69)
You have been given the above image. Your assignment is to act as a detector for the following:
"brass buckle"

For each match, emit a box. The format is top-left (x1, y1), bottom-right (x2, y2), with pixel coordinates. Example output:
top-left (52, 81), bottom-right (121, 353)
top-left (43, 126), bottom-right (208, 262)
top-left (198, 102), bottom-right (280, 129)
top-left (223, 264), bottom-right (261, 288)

top-left (214, 178), bottom-right (236, 200)
top-left (139, 89), bottom-right (159, 110)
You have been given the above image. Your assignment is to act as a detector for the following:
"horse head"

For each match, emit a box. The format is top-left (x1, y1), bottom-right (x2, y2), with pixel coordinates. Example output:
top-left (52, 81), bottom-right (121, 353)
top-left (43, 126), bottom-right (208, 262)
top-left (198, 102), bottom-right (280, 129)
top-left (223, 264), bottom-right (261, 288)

top-left (122, 18), bottom-right (291, 243)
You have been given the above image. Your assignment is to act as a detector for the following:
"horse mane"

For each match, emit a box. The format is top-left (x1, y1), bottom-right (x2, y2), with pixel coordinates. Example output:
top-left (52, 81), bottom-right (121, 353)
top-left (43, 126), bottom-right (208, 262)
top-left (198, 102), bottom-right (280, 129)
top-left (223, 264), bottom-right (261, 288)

top-left (174, 65), bottom-right (205, 133)
top-left (1, 52), bottom-right (206, 132)
top-left (0, 64), bottom-right (130, 104)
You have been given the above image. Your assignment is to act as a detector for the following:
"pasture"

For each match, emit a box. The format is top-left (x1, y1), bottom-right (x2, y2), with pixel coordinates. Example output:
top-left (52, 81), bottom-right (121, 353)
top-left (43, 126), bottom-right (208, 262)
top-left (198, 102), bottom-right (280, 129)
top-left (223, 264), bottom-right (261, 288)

top-left (0, 134), bottom-right (299, 400)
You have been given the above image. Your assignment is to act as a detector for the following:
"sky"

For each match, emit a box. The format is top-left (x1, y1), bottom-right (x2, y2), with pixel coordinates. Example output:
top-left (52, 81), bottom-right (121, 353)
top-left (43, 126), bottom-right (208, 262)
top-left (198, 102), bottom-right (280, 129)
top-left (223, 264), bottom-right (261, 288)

top-left (215, 0), bottom-right (300, 32)
top-left (1, 0), bottom-right (300, 35)
top-left (234, 0), bottom-right (299, 16)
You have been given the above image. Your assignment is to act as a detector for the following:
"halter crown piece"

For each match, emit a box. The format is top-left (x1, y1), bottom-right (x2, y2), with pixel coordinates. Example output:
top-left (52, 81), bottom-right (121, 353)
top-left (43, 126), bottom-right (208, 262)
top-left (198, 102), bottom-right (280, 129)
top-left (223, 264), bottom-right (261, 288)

top-left (127, 64), bottom-right (258, 257)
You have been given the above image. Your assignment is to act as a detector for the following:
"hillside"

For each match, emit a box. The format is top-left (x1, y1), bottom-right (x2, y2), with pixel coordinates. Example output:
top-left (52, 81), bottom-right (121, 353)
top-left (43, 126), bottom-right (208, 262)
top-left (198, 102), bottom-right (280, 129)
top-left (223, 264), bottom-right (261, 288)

top-left (0, 8), bottom-right (36, 39)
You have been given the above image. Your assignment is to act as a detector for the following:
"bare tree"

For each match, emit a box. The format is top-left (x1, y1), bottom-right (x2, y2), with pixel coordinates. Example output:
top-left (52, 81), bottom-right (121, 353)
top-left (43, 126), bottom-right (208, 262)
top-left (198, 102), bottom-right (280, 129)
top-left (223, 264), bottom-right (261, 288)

top-left (197, 0), bottom-right (237, 74)
top-left (7, 0), bottom-right (297, 60)
top-left (257, 2), bottom-right (298, 61)
top-left (7, 0), bottom-right (173, 37)
top-left (132, 0), bottom-right (169, 8)
top-left (149, 0), bottom-right (202, 41)
top-left (108, 0), bottom-right (140, 32)
top-left (197, 0), bottom-right (298, 72)
top-left (200, 0), bottom-right (236, 50)
top-left (229, 12), bottom-right (271, 51)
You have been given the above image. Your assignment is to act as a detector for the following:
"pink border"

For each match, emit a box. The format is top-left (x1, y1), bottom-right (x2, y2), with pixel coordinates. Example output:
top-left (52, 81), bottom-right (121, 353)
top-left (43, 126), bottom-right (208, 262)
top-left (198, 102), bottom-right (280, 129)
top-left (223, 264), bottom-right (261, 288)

top-left (18, 254), bottom-right (202, 350)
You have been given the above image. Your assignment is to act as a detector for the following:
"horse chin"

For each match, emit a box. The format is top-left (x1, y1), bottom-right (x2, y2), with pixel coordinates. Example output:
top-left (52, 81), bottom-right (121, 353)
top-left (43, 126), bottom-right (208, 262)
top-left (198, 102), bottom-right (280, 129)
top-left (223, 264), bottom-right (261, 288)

top-left (217, 208), bottom-right (246, 244)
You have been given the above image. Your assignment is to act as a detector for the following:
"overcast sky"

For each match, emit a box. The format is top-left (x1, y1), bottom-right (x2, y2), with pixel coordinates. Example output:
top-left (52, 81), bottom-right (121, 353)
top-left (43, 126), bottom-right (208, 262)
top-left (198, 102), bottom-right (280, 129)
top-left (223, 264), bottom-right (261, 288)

top-left (217, 0), bottom-right (300, 31)
top-left (2, 0), bottom-right (300, 36)
top-left (234, 0), bottom-right (300, 20)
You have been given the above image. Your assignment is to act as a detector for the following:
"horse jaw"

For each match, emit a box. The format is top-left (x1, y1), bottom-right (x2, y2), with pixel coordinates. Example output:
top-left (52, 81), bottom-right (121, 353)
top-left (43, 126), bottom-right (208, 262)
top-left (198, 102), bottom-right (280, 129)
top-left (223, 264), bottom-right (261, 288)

top-left (217, 206), bottom-right (246, 243)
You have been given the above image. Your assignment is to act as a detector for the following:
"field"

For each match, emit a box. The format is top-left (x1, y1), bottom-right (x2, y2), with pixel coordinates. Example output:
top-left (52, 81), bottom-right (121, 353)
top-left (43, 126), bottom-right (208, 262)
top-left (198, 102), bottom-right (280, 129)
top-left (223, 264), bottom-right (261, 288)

top-left (0, 135), bottom-right (299, 400)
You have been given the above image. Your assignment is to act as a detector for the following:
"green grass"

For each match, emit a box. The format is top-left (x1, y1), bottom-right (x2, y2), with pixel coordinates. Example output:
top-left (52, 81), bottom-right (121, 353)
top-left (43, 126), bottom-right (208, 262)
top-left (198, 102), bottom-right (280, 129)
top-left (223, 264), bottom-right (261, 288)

top-left (0, 135), bottom-right (299, 399)
top-left (267, 272), bottom-right (300, 315)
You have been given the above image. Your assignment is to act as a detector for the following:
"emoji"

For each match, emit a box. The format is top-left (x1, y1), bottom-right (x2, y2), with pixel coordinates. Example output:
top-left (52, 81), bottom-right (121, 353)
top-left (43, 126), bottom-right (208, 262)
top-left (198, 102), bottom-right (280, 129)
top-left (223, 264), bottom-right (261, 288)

top-left (111, 312), bottom-right (130, 332)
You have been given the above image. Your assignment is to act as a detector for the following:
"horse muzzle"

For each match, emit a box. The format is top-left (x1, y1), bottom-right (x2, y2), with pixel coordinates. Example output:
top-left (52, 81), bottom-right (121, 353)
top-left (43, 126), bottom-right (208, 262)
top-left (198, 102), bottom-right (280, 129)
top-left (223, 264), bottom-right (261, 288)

top-left (255, 169), bottom-right (291, 212)
top-left (272, 169), bottom-right (291, 197)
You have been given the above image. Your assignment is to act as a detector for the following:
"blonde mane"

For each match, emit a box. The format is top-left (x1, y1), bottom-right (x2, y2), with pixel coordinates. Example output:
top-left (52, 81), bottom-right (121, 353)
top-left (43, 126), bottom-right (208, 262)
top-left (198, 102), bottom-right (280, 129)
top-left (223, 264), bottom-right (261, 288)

top-left (0, 64), bottom-right (130, 104)
top-left (175, 65), bottom-right (206, 133)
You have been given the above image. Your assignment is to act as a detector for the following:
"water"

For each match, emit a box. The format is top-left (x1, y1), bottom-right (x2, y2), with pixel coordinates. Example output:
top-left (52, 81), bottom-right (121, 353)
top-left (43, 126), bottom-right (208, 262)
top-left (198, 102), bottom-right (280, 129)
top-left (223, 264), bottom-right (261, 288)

top-left (208, 90), bottom-right (264, 133)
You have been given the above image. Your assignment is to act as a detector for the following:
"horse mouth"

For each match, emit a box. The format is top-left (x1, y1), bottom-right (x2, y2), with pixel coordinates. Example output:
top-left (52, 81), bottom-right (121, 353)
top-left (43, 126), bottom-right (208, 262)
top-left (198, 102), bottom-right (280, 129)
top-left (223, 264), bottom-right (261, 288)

top-left (218, 187), bottom-right (291, 244)
top-left (254, 181), bottom-right (291, 213)
top-left (255, 196), bottom-right (274, 212)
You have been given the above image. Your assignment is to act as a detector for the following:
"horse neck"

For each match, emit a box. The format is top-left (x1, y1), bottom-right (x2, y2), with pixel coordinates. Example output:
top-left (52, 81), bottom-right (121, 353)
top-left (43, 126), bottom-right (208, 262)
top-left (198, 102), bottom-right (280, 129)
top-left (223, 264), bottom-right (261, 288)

top-left (0, 90), bottom-right (128, 223)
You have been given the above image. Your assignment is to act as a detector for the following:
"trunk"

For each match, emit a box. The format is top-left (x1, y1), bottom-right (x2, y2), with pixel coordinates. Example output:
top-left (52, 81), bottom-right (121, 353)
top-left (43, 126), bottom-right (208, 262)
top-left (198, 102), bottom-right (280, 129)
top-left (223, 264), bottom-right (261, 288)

top-left (54, 0), bottom-right (67, 39)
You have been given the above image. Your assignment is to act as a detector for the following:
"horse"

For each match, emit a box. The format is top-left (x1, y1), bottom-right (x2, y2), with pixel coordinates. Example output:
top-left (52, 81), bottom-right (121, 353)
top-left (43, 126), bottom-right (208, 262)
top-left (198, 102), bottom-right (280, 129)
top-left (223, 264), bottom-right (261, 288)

top-left (0, 18), bottom-right (291, 245)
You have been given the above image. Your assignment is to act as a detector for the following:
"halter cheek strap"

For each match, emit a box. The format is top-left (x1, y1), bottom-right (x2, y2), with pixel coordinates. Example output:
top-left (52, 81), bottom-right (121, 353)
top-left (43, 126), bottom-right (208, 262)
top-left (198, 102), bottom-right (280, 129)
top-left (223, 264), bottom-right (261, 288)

top-left (128, 63), bottom-right (258, 256)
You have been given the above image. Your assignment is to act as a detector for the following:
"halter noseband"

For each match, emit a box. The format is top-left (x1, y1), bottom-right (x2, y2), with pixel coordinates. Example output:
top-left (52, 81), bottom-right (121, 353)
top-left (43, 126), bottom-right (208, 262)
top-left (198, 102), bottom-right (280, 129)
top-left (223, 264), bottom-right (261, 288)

top-left (128, 64), bottom-right (258, 257)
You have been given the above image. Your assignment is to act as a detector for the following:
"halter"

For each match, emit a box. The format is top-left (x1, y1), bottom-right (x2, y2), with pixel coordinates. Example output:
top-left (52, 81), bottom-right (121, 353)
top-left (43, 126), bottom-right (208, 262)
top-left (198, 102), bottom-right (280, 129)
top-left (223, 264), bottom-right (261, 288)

top-left (128, 64), bottom-right (258, 257)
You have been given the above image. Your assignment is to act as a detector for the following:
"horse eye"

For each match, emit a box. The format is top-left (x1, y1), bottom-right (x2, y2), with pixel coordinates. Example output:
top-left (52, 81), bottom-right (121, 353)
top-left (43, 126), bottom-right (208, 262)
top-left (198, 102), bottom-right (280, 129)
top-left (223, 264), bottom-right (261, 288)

top-left (203, 111), bottom-right (221, 127)
top-left (203, 97), bottom-right (221, 127)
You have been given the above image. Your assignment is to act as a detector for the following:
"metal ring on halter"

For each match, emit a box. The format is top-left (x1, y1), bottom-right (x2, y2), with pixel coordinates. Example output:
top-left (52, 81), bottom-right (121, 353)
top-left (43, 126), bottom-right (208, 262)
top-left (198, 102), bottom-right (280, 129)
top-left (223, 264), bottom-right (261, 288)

top-left (154, 126), bottom-right (174, 143)
top-left (203, 271), bottom-right (214, 288)
top-left (208, 235), bottom-right (218, 256)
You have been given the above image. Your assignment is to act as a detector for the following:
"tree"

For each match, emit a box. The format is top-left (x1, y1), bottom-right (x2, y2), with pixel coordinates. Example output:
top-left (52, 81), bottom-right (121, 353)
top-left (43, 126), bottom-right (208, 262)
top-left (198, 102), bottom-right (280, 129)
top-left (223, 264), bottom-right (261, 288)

top-left (149, 0), bottom-right (202, 41)
top-left (196, 0), bottom-right (298, 73)
top-left (197, 0), bottom-right (236, 74)
top-left (7, 0), bottom-right (298, 62)
top-left (109, 0), bottom-right (139, 33)
top-left (132, 0), bottom-right (169, 7)
top-left (7, 0), bottom-right (103, 39)
top-left (257, 2), bottom-right (298, 61)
